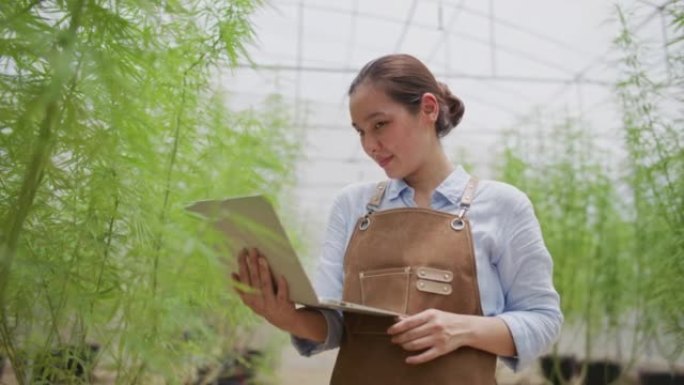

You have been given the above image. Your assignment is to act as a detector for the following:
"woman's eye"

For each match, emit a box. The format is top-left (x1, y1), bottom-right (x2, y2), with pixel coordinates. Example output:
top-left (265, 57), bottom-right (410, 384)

top-left (374, 121), bottom-right (386, 130)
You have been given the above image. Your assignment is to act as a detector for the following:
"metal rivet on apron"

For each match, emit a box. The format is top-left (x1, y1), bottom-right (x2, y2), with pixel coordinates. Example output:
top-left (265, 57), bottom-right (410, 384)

top-left (419, 271), bottom-right (426, 277)
top-left (359, 217), bottom-right (371, 231)
top-left (442, 286), bottom-right (449, 292)
top-left (450, 218), bottom-right (465, 231)
top-left (418, 282), bottom-right (425, 288)
top-left (444, 273), bottom-right (450, 280)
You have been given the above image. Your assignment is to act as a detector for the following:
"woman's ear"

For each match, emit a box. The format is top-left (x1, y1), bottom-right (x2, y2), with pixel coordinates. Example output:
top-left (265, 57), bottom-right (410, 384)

top-left (420, 92), bottom-right (439, 122)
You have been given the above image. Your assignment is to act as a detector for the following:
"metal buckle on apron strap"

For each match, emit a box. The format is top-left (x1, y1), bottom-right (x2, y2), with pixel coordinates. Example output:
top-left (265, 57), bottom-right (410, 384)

top-left (360, 181), bottom-right (389, 231)
top-left (359, 215), bottom-right (371, 231)
top-left (450, 206), bottom-right (467, 231)
top-left (450, 177), bottom-right (479, 231)
top-left (450, 217), bottom-right (465, 231)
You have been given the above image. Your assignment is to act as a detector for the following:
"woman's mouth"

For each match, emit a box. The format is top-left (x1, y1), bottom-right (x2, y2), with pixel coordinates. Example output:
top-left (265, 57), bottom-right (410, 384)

top-left (377, 155), bottom-right (393, 168)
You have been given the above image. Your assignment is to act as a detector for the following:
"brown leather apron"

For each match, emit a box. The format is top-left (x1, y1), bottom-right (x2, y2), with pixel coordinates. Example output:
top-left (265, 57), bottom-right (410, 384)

top-left (330, 178), bottom-right (497, 385)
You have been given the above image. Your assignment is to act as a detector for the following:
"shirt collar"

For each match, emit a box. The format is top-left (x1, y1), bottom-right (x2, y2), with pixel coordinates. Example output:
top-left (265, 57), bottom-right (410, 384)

top-left (386, 165), bottom-right (471, 206)
top-left (386, 177), bottom-right (410, 201)
top-left (434, 165), bottom-right (471, 206)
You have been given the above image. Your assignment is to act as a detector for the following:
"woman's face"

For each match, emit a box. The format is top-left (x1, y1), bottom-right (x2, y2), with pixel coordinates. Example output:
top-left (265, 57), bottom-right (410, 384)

top-left (349, 82), bottom-right (438, 179)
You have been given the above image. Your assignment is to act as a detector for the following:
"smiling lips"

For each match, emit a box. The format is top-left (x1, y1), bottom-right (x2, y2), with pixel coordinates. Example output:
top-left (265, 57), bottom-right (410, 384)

top-left (377, 155), bottom-right (393, 168)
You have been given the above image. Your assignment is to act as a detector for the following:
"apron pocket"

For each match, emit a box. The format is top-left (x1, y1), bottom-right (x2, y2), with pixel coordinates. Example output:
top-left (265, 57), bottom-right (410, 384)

top-left (359, 266), bottom-right (410, 314)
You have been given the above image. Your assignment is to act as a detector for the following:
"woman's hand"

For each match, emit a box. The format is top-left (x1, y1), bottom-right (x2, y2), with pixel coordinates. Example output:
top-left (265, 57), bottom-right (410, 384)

top-left (387, 309), bottom-right (476, 364)
top-left (231, 248), bottom-right (298, 331)
top-left (388, 309), bottom-right (517, 364)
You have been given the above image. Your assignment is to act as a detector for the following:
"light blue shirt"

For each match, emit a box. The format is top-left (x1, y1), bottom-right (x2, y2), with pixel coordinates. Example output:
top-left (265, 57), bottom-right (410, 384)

top-left (292, 166), bottom-right (563, 371)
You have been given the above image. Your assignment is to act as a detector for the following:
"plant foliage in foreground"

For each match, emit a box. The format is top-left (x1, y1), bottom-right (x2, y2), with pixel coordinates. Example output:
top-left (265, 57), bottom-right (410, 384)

top-left (0, 0), bottom-right (301, 383)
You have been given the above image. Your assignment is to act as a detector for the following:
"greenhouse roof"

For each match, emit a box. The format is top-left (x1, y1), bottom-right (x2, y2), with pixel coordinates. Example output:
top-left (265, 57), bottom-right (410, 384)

top-left (225, 0), bottom-right (670, 239)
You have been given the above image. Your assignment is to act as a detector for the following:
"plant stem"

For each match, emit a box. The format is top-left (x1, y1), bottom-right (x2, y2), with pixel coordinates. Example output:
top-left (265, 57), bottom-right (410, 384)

top-left (0, 2), bottom-right (85, 383)
top-left (0, 0), bottom-right (86, 305)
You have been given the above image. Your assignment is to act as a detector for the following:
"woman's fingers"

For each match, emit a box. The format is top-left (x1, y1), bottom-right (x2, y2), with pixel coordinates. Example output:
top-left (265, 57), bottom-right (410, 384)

top-left (234, 248), bottom-right (266, 312)
top-left (390, 321), bottom-right (433, 345)
top-left (237, 248), bottom-right (251, 287)
top-left (276, 275), bottom-right (290, 302)
top-left (231, 249), bottom-right (298, 330)
top-left (247, 248), bottom-right (261, 289)
top-left (406, 347), bottom-right (442, 365)
top-left (231, 272), bottom-right (255, 306)
top-left (397, 334), bottom-right (434, 351)
top-left (257, 255), bottom-right (276, 308)
top-left (388, 310), bottom-right (431, 335)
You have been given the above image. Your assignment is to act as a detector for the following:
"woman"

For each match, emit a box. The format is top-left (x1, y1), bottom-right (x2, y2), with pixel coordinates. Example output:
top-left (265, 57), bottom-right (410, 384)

top-left (232, 54), bottom-right (562, 385)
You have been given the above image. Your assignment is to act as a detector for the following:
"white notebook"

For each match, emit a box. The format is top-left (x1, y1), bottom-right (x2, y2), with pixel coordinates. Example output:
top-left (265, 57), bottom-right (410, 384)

top-left (185, 195), bottom-right (400, 317)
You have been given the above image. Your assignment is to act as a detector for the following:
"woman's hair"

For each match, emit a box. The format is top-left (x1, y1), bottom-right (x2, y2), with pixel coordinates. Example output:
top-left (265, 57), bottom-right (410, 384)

top-left (348, 54), bottom-right (465, 137)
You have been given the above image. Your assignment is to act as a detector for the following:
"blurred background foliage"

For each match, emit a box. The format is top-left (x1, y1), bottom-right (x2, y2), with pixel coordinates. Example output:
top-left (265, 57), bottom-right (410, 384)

top-left (497, 2), bottom-right (683, 374)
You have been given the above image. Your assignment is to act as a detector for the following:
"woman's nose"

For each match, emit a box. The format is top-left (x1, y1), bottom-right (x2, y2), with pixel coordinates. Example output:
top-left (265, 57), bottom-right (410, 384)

top-left (362, 134), bottom-right (380, 155)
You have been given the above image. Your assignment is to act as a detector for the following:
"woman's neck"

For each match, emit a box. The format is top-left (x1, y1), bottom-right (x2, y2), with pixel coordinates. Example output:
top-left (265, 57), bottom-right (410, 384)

top-left (404, 150), bottom-right (455, 206)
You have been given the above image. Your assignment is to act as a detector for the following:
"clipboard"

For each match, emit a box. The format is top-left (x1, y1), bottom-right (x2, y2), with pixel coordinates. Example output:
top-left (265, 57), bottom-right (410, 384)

top-left (185, 195), bottom-right (400, 317)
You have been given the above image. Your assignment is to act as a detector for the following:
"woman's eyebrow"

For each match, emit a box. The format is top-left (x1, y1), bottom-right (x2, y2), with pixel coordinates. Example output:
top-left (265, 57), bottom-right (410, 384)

top-left (351, 111), bottom-right (387, 128)
top-left (364, 111), bottom-right (385, 121)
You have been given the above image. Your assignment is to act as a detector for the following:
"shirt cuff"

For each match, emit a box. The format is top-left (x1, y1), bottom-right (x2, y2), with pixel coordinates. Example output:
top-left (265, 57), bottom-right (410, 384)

top-left (290, 308), bottom-right (343, 356)
top-left (495, 313), bottom-right (530, 371)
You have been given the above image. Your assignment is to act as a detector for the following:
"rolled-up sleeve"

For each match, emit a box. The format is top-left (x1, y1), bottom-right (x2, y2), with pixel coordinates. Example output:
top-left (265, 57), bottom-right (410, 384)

top-left (291, 189), bottom-right (352, 355)
top-left (291, 309), bottom-right (343, 356)
top-left (495, 194), bottom-right (563, 371)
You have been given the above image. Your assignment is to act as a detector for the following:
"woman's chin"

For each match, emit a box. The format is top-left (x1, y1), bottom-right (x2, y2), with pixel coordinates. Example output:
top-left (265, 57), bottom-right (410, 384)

top-left (381, 166), bottom-right (402, 180)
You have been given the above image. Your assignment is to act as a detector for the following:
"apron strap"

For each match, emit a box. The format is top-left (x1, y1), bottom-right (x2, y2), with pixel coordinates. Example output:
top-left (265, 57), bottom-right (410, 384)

top-left (457, 177), bottom-right (479, 219)
top-left (366, 181), bottom-right (389, 214)
top-left (364, 177), bottom-right (478, 217)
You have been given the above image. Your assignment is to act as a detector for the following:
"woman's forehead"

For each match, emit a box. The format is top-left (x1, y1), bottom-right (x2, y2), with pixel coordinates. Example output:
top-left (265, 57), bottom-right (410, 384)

top-left (350, 84), bottom-right (394, 111)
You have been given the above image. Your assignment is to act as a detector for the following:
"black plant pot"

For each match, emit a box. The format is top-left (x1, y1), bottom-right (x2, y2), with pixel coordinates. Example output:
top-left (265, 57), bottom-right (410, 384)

top-left (583, 360), bottom-right (622, 385)
top-left (639, 370), bottom-right (684, 385)
top-left (540, 355), bottom-right (578, 385)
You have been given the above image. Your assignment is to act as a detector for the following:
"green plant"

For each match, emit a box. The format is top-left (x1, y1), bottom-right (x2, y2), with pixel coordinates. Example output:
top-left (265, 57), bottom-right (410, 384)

top-left (0, 0), bottom-right (301, 383)
top-left (493, 2), bottom-right (683, 376)
top-left (497, 113), bottom-right (634, 370)
top-left (614, 1), bottom-right (684, 365)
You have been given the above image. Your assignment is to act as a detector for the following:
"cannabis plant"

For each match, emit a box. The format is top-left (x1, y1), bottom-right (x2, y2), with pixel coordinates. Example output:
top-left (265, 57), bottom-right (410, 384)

top-left (614, 2), bottom-right (684, 364)
top-left (495, 1), bottom-right (683, 374)
top-left (1, 0), bottom-right (301, 383)
top-left (497, 113), bottom-right (634, 367)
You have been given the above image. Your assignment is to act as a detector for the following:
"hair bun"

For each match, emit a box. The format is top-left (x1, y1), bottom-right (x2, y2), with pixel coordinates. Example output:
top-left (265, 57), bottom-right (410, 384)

top-left (437, 82), bottom-right (465, 136)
